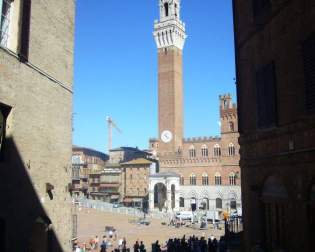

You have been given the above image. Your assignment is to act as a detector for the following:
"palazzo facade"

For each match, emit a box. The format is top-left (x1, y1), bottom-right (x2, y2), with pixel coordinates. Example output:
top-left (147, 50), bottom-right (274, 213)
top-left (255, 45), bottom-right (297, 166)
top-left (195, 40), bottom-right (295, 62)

top-left (148, 0), bottom-right (241, 215)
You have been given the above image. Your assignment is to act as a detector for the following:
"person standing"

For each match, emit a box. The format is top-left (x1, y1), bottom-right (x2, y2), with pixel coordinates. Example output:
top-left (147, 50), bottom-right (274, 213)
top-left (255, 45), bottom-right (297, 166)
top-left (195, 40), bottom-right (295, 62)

top-left (139, 241), bottom-right (146, 252)
top-left (134, 240), bottom-right (140, 252)
top-left (94, 235), bottom-right (99, 250)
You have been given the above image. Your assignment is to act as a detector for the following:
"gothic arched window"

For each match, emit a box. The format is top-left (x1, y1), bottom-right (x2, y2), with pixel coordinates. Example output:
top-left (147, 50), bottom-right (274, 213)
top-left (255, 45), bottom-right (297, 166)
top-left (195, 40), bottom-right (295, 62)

top-left (215, 172), bottom-right (222, 185)
top-left (180, 175), bottom-right (185, 185)
top-left (190, 174), bottom-right (196, 185)
top-left (189, 145), bottom-right (196, 158)
top-left (201, 145), bottom-right (208, 157)
top-left (213, 144), bottom-right (221, 157)
top-left (228, 143), bottom-right (236, 156)
top-left (164, 3), bottom-right (169, 17)
top-left (229, 172), bottom-right (236, 185)
top-left (229, 121), bottom-right (235, 132)
top-left (202, 173), bottom-right (209, 185)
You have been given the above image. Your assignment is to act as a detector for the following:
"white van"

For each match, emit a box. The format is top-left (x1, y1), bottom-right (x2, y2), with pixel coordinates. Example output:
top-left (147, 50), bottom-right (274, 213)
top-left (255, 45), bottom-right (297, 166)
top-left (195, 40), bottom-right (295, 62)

top-left (175, 211), bottom-right (193, 220)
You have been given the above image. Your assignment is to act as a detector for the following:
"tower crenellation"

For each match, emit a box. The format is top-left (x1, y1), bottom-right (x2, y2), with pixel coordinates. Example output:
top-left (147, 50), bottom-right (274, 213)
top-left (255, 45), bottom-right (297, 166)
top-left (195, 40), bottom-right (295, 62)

top-left (154, 0), bottom-right (187, 50)
top-left (219, 94), bottom-right (238, 134)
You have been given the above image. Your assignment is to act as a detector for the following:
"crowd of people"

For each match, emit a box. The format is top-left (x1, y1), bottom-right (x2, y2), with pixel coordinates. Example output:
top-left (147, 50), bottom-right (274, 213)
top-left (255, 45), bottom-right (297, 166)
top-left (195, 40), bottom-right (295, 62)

top-left (152, 235), bottom-right (227, 252)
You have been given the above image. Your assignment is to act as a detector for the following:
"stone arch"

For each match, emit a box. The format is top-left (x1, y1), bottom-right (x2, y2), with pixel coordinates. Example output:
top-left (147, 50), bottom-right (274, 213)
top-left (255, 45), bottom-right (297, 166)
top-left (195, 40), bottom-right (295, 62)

top-left (200, 190), bottom-right (210, 210)
top-left (154, 183), bottom-right (167, 210)
top-left (187, 189), bottom-right (198, 199)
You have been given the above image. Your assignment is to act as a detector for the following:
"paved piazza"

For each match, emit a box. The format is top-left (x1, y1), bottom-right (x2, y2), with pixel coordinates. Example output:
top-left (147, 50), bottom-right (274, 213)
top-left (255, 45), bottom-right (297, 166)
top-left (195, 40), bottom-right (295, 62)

top-left (77, 208), bottom-right (225, 250)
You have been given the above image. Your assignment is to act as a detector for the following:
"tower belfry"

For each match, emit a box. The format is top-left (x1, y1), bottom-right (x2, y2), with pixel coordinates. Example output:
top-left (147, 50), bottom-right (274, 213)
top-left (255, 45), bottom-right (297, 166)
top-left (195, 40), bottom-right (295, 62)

top-left (154, 0), bottom-right (187, 154)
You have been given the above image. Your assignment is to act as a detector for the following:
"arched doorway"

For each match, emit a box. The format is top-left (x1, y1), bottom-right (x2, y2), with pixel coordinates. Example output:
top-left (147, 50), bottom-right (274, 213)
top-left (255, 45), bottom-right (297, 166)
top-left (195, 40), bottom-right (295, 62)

top-left (171, 184), bottom-right (175, 210)
top-left (154, 183), bottom-right (167, 211)
top-left (309, 184), bottom-right (315, 249)
top-left (28, 216), bottom-right (53, 252)
top-left (190, 197), bottom-right (197, 212)
top-left (262, 176), bottom-right (288, 251)
top-left (201, 198), bottom-right (209, 210)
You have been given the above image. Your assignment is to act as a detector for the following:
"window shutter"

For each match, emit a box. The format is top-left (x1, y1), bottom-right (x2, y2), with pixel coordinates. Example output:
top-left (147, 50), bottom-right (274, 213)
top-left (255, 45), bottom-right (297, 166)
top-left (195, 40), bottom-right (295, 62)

top-left (19, 0), bottom-right (31, 62)
top-left (303, 33), bottom-right (315, 114)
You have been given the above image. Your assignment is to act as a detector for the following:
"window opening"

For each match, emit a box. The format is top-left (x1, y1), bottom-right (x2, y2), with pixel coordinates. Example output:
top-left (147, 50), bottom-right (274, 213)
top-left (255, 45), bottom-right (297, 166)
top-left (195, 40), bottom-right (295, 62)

top-left (164, 3), bottom-right (169, 17)
top-left (0, 0), bottom-right (12, 47)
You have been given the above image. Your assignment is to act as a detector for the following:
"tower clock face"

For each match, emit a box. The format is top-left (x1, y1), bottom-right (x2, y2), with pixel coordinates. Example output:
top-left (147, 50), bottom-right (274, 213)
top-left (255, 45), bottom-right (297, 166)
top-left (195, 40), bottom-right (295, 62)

top-left (161, 130), bottom-right (173, 143)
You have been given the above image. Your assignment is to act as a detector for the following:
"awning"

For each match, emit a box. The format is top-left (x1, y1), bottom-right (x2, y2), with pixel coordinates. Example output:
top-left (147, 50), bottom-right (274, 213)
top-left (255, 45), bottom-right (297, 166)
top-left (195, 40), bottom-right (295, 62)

top-left (111, 195), bottom-right (120, 199)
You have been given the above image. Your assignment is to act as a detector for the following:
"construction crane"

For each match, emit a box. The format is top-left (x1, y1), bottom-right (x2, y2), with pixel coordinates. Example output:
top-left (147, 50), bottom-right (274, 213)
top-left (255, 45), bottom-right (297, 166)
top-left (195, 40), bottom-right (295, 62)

top-left (106, 116), bottom-right (122, 152)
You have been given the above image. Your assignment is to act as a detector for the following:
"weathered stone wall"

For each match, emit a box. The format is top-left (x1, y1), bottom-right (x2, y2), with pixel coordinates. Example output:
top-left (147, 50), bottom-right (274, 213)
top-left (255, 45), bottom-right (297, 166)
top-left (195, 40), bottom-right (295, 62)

top-left (0, 0), bottom-right (75, 251)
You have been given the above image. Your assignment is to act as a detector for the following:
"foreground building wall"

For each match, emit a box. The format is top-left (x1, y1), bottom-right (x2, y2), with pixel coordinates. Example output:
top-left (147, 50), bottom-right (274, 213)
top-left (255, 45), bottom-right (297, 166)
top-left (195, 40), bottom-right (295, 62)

top-left (233, 0), bottom-right (315, 251)
top-left (0, 1), bottom-right (75, 251)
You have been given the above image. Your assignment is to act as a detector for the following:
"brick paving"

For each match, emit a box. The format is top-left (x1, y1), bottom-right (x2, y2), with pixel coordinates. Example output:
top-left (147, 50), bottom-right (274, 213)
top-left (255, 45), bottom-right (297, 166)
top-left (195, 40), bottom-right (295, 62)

top-left (77, 208), bottom-right (225, 250)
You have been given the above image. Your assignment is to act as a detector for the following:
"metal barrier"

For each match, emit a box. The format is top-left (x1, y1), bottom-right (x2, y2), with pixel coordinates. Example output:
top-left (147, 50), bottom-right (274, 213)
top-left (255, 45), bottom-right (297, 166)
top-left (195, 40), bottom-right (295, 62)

top-left (76, 199), bottom-right (171, 220)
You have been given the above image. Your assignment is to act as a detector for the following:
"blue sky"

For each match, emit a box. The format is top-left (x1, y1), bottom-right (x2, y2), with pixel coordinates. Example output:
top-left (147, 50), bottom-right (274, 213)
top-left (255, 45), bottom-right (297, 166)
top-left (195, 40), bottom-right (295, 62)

top-left (73, 0), bottom-right (236, 153)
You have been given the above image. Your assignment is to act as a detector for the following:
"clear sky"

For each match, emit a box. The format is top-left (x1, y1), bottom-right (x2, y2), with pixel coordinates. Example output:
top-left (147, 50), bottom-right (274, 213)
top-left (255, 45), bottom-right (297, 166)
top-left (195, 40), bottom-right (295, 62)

top-left (73, 0), bottom-right (236, 153)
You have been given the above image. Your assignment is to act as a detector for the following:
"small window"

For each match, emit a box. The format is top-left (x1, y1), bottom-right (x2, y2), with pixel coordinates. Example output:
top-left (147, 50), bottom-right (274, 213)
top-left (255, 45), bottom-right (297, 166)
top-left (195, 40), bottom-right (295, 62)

top-left (202, 173), bottom-right (209, 185)
top-left (215, 173), bottom-right (222, 185)
top-left (190, 174), bottom-right (196, 185)
top-left (228, 143), bottom-right (236, 156)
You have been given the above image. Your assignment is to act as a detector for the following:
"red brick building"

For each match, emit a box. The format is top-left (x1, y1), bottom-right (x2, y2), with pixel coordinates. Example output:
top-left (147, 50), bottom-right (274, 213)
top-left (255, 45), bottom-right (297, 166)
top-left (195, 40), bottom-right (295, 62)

top-left (233, 0), bottom-right (315, 251)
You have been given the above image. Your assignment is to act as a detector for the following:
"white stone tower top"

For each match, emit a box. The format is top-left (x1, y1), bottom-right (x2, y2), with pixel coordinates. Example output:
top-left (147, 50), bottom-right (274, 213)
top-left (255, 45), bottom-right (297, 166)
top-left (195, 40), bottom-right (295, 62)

top-left (153, 0), bottom-right (187, 50)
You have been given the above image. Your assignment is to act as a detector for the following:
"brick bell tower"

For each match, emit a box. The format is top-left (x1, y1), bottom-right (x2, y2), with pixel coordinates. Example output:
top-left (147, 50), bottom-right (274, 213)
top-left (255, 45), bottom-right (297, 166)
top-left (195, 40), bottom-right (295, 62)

top-left (153, 0), bottom-right (187, 154)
